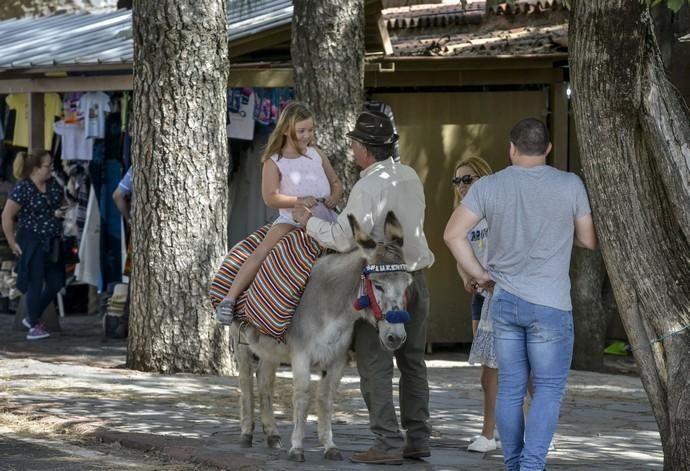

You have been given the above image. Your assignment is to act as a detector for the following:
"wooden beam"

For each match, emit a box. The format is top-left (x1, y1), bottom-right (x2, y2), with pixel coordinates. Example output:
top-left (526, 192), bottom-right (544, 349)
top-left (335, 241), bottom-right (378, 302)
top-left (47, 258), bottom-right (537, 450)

top-left (365, 55), bottom-right (568, 72)
top-left (377, 14), bottom-right (394, 56)
top-left (28, 93), bottom-right (44, 151)
top-left (228, 68), bottom-right (293, 88)
top-left (365, 68), bottom-right (564, 87)
top-left (0, 75), bottom-right (133, 93)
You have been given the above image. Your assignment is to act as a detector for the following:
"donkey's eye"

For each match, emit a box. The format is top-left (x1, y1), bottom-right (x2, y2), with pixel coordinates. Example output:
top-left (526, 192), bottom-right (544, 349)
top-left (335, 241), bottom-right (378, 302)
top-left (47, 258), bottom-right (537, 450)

top-left (373, 284), bottom-right (384, 293)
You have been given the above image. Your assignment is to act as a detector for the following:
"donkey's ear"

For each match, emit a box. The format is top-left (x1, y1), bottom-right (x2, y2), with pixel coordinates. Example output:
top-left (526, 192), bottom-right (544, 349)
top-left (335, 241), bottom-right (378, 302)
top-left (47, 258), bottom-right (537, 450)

top-left (348, 214), bottom-right (377, 250)
top-left (384, 211), bottom-right (404, 247)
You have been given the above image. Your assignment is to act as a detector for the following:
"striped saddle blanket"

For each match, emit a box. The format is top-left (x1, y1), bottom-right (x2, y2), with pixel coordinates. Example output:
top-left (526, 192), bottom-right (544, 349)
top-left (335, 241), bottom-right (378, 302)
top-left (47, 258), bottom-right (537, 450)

top-left (209, 224), bottom-right (322, 341)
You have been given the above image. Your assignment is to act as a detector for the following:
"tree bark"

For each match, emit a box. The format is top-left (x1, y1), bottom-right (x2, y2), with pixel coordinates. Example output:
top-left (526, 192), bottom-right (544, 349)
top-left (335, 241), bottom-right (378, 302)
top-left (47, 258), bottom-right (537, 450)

top-left (291, 0), bottom-right (365, 196)
top-left (570, 1), bottom-right (690, 468)
top-left (128, 0), bottom-right (232, 374)
top-left (570, 247), bottom-right (609, 371)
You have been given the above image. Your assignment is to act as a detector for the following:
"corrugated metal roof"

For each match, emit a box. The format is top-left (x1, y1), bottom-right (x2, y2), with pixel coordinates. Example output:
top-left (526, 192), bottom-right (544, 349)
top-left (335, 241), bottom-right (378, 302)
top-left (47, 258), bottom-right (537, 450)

top-left (0, 1), bottom-right (293, 71)
top-left (229, 0), bottom-right (292, 41)
top-left (0, 10), bottom-right (132, 69)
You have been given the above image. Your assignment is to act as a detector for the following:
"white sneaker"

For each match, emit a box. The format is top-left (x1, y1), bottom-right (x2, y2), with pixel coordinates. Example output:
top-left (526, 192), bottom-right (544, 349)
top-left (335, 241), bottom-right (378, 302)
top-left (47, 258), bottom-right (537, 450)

top-left (468, 435), bottom-right (497, 453)
top-left (22, 318), bottom-right (31, 329)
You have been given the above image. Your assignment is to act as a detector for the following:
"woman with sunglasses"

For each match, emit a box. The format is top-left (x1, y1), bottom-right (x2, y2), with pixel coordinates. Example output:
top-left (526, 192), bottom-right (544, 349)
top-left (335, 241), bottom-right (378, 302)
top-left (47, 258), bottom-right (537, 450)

top-left (451, 156), bottom-right (500, 453)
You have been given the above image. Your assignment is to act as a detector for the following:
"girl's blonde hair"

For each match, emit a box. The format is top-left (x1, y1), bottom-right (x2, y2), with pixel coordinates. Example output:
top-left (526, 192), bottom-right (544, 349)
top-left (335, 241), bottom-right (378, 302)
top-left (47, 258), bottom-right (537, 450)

top-left (452, 156), bottom-right (493, 206)
top-left (13, 149), bottom-right (51, 180)
top-left (260, 101), bottom-right (314, 162)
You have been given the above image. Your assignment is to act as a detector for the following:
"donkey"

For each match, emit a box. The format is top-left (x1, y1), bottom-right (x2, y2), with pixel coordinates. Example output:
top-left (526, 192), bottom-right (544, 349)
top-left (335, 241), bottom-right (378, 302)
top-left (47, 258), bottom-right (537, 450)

top-left (229, 211), bottom-right (413, 462)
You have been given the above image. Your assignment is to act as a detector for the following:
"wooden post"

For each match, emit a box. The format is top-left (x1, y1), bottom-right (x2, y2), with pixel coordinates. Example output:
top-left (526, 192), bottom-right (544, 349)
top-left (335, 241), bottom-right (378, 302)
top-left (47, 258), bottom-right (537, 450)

top-left (550, 82), bottom-right (569, 171)
top-left (27, 93), bottom-right (45, 151)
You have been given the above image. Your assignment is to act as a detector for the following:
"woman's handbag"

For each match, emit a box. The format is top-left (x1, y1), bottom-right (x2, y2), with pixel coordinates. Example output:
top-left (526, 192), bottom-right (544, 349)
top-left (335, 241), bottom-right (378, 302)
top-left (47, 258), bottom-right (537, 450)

top-left (49, 236), bottom-right (80, 264)
top-left (61, 236), bottom-right (80, 264)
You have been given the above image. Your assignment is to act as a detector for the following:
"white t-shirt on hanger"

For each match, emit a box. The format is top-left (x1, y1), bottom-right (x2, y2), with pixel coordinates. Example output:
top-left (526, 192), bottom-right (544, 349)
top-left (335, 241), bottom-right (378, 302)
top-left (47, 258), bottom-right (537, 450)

top-left (79, 92), bottom-right (111, 139)
top-left (227, 90), bottom-right (256, 140)
top-left (53, 120), bottom-right (94, 160)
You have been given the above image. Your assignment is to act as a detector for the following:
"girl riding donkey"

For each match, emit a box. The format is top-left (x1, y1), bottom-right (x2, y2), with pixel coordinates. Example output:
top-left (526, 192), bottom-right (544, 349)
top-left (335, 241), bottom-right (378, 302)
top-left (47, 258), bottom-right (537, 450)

top-left (216, 102), bottom-right (343, 323)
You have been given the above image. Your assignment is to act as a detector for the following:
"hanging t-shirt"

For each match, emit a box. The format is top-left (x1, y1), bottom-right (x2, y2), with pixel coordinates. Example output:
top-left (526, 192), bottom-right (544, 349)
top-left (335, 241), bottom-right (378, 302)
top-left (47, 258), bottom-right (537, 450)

top-left (63, 92), bottom-right (84, 124)
top-left (227, 88), bottom-right (256, 141)
top-left (53, 120), bottom-right (94, 160)
top-left (79, 92), bottom-right (111, 139)
top-left (5, 93), bottom-right (62, 149)
top-left (253, 88), bottom-right (294, 126)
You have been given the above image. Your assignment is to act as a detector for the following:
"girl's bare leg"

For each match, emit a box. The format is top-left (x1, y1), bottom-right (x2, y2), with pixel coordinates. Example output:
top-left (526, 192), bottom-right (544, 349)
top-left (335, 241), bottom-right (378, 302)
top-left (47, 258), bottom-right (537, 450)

top-left (481, 366), bottom-right (498, 439)
top-left (226, 223), bottom-right (296, 301)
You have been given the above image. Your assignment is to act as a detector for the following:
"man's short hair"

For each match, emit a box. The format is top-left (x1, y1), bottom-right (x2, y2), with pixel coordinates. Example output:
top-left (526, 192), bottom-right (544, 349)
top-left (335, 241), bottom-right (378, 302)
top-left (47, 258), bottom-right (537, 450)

top-left (510, 118), bottom-right (550, 156)
top-left (363, 142), bottom-right (394, 162)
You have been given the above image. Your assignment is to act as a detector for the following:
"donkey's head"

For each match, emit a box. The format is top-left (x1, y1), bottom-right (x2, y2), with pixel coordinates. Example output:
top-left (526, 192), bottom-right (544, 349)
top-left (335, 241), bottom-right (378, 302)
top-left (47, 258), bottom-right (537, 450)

top-left (348, 211), bottom-right (414, 351)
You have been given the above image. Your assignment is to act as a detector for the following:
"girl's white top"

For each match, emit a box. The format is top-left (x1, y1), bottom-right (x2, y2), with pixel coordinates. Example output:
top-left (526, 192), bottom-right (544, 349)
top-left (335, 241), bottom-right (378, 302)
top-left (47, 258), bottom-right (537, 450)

top-left (271, 146), bottom-right (337, 222)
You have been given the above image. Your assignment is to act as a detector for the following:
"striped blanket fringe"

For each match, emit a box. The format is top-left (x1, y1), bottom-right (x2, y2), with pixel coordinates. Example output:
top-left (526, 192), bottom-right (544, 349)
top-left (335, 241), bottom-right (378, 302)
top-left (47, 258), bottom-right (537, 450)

top-left (209, 224), bottom-right (322, 341)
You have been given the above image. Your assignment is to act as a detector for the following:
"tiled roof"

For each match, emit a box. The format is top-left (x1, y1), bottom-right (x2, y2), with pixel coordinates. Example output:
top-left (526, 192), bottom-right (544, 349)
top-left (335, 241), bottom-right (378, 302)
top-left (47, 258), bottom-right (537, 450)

top-left (392, 23), bottom-right (568, 57)
top-left (0, 0), bottom-right (293, 70)
top-left (384, 2), bottom-right (484, 29)
top-left (384, 1), bottom-right (567, 58)
top-left (384, 0), bottom-right (565, 30)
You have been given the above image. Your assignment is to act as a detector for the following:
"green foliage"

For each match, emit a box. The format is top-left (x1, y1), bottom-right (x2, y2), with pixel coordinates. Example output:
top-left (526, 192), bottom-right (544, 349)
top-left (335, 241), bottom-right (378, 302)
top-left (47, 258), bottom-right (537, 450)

top-left (650, 0), bottom-right (690, 13)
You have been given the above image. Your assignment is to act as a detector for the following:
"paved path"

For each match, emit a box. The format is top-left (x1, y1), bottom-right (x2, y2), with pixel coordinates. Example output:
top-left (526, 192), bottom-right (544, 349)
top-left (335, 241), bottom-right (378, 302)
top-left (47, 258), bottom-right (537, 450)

top-left (0, 429), bottom-right (200, 470)
top-left (0, 315), bottom-right (662, 470)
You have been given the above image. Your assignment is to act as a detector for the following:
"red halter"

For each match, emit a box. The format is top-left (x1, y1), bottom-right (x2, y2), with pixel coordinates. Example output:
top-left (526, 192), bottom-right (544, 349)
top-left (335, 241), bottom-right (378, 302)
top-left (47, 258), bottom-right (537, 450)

top-left (352, 264), bottom-right (410, 323)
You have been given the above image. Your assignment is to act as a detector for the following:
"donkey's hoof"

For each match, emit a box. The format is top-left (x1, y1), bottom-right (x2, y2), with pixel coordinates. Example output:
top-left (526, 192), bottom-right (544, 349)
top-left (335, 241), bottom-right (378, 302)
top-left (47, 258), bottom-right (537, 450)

top-left (324, 447), bottom-right (343, 461)
top-left (240, 434), bottom-right (253, 448)
top-left (267, 435), bottom-right (282, 449)
top-left (288, 448), bottom-right (305, 462)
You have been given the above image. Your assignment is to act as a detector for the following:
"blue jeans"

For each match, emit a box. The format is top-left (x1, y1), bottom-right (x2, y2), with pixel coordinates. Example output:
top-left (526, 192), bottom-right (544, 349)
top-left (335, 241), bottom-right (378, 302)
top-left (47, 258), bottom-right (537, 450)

top-left (492, 287), bottom-right (573, 471)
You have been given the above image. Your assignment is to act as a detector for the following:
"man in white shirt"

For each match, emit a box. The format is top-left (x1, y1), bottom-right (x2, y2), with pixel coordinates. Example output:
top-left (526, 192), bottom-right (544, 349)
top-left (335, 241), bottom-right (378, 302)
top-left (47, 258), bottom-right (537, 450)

top-left (293, 111), bottom-right (434, 465)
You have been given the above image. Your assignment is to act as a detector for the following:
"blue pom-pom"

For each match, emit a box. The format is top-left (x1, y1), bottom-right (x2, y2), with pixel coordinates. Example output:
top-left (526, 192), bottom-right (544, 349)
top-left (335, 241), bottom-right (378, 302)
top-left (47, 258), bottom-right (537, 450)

top-left (353, 295), bottom-right (370, 310)
top-left (385, 310), bottom-right (410, 324)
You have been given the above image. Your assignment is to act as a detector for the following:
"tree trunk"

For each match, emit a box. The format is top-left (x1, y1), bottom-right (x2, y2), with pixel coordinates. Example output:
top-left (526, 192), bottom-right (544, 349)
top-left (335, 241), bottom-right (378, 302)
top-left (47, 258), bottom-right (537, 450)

top-left (128, 0), bottom-right (232, 374)
top-left (570, 248), bottom-right (609, 371)
top-left (291, 0), bottom-right (365, 196)
top-left (570, 2), bottom-right (690, 468)
top-left (651, 3), bottom-right (690, 104)
top-left (0, 0), bottom-right (118, 19)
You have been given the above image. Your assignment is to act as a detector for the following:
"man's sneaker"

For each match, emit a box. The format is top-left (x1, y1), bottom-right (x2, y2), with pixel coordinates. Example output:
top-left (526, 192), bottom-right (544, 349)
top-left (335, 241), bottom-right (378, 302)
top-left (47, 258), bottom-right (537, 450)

top-left (350, 447), bottom-right (403, 465)
top-left (26, 323), bottom-right (50, 340)
top-left (215, 298), bottom-right (235, 325)
top-left (468, 435), bottom-right (497, 453)
top-left (22, 318), bottom-right (31, 329)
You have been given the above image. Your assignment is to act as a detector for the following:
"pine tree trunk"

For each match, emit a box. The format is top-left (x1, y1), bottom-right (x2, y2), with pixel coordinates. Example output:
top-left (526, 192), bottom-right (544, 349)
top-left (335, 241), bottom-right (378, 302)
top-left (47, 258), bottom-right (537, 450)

top-left (127, 0), bottom-right (232, 374)
top-left (570, 2), bottom-right (690, 468)
top-left (291, 0), bottom-right (365, 196)
top-left (570, 248), bottom-right (609, 371)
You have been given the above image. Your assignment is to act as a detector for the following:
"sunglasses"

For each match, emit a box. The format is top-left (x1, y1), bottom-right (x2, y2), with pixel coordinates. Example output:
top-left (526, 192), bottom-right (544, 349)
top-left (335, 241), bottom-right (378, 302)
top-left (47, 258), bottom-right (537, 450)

top-left (452, 175), bottom-right (479, 186)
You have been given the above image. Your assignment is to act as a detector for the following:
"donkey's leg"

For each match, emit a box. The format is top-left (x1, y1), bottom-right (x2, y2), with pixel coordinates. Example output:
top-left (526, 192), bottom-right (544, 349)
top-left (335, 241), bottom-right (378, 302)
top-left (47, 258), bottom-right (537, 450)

top-left (236, 343), bottom-right (256, 448)
top-left (257, 358), bottom-right (282, 448)
top-left (317, 357), bottom-right (346, 461)
top-left (287, 356), bottom-right (311, 462)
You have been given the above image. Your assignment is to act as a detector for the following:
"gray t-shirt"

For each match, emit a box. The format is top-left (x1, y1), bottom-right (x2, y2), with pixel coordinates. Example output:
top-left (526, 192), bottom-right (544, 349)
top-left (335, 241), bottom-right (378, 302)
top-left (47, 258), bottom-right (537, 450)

top-left (462, 165), bottom-right (591, 311)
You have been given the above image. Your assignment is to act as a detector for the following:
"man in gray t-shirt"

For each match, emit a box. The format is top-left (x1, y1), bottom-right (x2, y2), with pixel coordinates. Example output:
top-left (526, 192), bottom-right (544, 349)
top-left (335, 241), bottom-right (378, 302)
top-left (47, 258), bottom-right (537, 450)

top-left (444, 118), bottom-right (597, 471)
